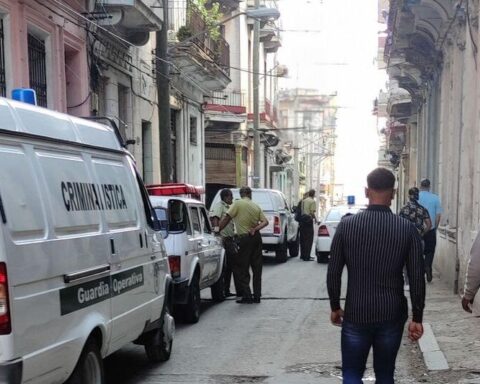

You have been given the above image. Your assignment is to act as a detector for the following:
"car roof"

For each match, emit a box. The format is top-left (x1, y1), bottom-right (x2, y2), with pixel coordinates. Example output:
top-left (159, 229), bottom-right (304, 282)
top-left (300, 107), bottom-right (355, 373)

top-left (149, 195), bottom-right (205, 207)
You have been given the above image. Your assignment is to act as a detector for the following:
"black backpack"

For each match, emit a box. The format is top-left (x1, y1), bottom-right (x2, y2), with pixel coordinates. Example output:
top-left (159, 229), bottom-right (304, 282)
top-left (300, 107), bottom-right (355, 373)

top-left (294, 200), bottom-right (313, 224)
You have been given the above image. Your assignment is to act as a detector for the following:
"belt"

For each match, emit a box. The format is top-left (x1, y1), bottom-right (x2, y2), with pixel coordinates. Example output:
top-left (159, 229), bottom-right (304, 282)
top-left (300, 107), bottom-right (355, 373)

top-left (235, 233), bottom-right (250, 239)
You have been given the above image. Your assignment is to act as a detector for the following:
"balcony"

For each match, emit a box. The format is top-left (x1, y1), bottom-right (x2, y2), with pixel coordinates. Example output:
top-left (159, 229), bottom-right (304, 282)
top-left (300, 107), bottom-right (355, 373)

top-left (95, 0), bottom-right (163, 45)
top-left (204, 90), bottom-right (246, 114)
top-left (247, 97), bottom-right (278, 127)
top-left (168, 0), bottom-right (231, 91)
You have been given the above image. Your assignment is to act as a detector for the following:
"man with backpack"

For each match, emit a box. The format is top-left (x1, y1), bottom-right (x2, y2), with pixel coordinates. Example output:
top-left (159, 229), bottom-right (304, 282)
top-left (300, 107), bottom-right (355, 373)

top-left (297, 189), bottom-right (317, 261)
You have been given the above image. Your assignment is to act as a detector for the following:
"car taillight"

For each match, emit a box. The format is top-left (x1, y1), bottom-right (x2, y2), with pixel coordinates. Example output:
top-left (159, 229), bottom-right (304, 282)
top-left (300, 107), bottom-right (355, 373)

top-left (168, 256), bottom-right (181, 279)
top-left (273, 216), bottom-right (281, 234)
top-left (318, 225), bottom-right (329, 237)
top-left (0, 263), bottom-right (11, 334)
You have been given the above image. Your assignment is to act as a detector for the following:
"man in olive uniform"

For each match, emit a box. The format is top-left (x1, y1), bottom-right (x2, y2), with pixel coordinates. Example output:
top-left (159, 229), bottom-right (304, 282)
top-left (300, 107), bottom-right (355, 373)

top-left (219, 187), bottom-right (269, 303)
top-left (300, 189), bottom-right (317, 261)
top-left (210, 189), bottom-right (240, 297)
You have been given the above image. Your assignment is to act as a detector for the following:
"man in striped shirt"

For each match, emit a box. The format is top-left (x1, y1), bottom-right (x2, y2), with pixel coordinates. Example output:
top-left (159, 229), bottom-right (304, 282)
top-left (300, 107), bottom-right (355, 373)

top-left (327, 167), bottom-right (425, 383)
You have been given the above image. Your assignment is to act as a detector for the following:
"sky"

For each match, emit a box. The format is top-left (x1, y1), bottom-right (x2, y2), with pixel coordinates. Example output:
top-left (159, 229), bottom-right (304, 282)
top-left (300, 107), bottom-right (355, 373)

top-left (277, 0), bottom-right (386, 204)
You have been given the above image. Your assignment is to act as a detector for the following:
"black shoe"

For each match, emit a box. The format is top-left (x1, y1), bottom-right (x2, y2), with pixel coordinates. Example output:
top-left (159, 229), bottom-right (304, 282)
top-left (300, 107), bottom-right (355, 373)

top-left (225, 292), bottom-right (236, 297)
top-left (252, 297), bottom-right (261, 303)
top-left (236, 297), bottom-right (253, 304)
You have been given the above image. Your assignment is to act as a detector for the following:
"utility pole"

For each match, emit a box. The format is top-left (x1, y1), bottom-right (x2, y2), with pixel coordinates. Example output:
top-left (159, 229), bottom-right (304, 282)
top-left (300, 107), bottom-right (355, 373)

top-left (157, 0), bottom-right (173, 183)
top-left (253, 0), bottom-right (261, 188)
top-left (293, 146), bottom-right (299, 203)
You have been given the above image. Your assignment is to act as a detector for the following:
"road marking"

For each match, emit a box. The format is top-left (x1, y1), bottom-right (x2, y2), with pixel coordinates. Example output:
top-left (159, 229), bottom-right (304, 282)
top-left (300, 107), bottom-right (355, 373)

top-left (418, 323), bottom-right (449, 371)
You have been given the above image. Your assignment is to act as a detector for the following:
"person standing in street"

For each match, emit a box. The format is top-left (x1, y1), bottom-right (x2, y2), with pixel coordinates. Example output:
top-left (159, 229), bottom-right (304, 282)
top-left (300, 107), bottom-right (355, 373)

top-left (461, 231), bottom-right (480, 313)
top-left (419, 178), bottom-right (443, 282)
top-left (327, 167), bottom-right (425, 383)
top-left (219, 187), bottom-right (268, 304)
top-left (299, 189), bottom-right (317, 261)
top-left (210, 188), bottom-right (240, 298)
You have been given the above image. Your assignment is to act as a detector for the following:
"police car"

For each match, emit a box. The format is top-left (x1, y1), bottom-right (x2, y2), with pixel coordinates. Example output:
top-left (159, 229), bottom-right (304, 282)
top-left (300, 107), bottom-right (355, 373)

top-left (148, 184), bottom-right (225, 323)
top-left (0, 94), bottom-right (174, 383)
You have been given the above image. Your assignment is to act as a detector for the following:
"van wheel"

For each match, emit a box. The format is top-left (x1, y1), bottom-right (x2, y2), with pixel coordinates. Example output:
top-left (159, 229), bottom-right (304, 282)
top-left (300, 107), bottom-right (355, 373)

top-left (210, 264), bottom-right (226, 302)
top-left (288, 231), bottom-right (300, 257)
top-left (66, 339), bottom-right (104, 384)
top-left (183, 274), bottom-right (201, 323)
top-left (145, 305), bottom-right (174, 362)
top-left (275, 235), bottom-right (288, 263)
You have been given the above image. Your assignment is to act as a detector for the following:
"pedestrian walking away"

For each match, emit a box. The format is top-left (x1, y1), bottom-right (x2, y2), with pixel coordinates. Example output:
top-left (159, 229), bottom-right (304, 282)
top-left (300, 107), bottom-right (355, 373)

top-left (398, 187), bottom-right (431, 290)
top-left (327, 167), bottom-right (426, 383)
top-left (399, 187), bottom-right (431, 236)
top-left (419, 178), bottom-right (443, 282)
top-left (461, 231), bottom-right (480, 313)
top-left (219, 186), bottom-right (269, 304)
top-left (299, 189), bottom-right (317, 261)
top-left (210, 188), bottom-right (241, 298)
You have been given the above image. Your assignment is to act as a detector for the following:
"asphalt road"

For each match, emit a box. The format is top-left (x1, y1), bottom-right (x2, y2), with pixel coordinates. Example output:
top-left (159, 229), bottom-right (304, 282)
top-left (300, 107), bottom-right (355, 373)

top-left (104, 252), bottom-right (427, 384)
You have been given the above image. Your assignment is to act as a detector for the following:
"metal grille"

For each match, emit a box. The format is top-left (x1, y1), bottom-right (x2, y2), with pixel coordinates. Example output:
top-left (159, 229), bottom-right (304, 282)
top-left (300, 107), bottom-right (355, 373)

top-left (0, 19), bottom-right (6, 97)
top-left (28, 33), bottom-right (47, 107)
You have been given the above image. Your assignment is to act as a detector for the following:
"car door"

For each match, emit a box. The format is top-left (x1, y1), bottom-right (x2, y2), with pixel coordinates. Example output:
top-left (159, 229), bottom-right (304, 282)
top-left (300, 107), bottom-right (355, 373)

top-left (188, 205), bottom-right (207, 287)
top-left (282, 193), bottom-right (298, 242)
top-left (199, 206), bottom-right (222, 283)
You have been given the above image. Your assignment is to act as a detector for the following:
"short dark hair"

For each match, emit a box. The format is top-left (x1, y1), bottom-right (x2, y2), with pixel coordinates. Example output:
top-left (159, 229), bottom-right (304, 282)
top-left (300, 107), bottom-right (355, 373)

top-left (220, 188), bottom-right (232, 200)
top-left (239, 186), bottom-right (252, 198)
top-left (308, 189), bottom-right (315, 197)
top-left (367, 167), bottom-right (395, 191)
top-left (420, 178), bottom-right (430, 187)
top-left (408, 187), bottom-right (419, 200)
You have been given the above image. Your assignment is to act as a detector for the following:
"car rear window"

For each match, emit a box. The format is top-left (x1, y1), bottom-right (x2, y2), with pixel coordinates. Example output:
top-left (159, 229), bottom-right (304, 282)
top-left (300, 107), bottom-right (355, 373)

top-left (231, 190), bottom-right (274, 211)
top-left (326, 207), bottom-right (360, 222)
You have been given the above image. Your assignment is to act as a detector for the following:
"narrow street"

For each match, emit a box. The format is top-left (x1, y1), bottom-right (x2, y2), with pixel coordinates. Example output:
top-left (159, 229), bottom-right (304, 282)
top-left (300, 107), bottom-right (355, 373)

top-left (104, 253), bottom-right (430, 384)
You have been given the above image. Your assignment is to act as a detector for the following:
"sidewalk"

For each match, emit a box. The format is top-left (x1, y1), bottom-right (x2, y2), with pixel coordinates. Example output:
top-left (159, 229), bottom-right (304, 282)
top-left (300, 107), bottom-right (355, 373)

top-left (397, 273), bottom-right (480, 383)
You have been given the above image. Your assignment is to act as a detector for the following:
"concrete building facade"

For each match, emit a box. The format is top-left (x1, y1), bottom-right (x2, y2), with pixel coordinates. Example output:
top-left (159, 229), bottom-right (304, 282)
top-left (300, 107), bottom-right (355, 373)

top-left (383, 0), bottom-right (480, 293)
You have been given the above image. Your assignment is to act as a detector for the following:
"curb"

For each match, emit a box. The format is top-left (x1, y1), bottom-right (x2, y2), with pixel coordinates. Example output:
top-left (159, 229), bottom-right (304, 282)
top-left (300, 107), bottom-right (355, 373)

top-left (418, 323), bottom-right (449, 371)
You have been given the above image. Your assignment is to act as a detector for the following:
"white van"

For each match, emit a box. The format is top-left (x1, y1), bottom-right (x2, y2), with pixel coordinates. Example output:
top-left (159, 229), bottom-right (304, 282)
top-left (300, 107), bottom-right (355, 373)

top-left (0, 98), bottom-right (174, 383)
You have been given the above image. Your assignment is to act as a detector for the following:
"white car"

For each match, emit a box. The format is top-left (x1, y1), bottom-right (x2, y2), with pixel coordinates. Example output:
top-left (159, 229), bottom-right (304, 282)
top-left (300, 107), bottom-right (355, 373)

top-left (148, 187), bottom-right (225, 324)
top-left (211, 188), bottom-right (299, 263)
top-left (316, 205), bottom-right (363, 263)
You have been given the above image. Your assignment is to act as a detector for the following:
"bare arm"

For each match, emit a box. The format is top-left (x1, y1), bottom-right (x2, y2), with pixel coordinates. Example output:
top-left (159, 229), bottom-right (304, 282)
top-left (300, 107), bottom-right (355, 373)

top-left (435, 214), bottom-right (441, 229)
top-left (249, 217), bottom-right (268, 236)
top-left (219, 214), bottom-right (232, 232)
top-left (424, 217), bottom-right (432, 234)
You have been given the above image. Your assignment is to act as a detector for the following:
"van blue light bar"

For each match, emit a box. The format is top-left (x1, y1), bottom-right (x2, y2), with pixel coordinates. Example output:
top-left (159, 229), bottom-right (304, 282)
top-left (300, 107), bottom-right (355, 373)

top-left (11, 89), bottom-right (37, 106)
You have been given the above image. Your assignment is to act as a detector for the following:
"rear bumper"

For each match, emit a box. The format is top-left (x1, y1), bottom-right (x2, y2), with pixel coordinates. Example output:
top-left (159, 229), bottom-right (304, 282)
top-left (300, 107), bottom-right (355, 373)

top-left (0, 358), bottom-right (22, 384)
top-left (172, 277), bottom-right (190, 304)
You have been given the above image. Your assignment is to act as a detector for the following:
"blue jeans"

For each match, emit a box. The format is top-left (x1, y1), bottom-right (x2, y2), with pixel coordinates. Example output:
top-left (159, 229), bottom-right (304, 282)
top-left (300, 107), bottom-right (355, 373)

top-left (341, 319), bottom-right (406, 384)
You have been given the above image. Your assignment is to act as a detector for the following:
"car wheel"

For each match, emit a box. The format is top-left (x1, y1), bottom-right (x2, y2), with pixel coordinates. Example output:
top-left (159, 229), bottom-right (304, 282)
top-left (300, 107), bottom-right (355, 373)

top-left (183, 274), bottom-right (201, 323)
top-left (275, 234), bottom-right (288, 263)
top-left (210, 263), bottom-right (226, 303)
top-left (317, 251), bottom-right (330, 264)
top-left (145, 304), bottom-right (175, 362)
top-left (66, 339), bottom-right (104, 384)
top-left (287, 231), bottom-right (300, 257)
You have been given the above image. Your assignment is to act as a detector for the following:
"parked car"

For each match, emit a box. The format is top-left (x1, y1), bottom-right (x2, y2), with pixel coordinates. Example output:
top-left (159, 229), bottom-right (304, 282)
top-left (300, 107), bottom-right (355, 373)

top-left (211, 188), bottom-right (299, 263)
top-left (0, 96), bottom-right (174, 384)
top-left (148, 185), bottom-right (225, 324)
top-left (316, 205), bottom-right (363, 263)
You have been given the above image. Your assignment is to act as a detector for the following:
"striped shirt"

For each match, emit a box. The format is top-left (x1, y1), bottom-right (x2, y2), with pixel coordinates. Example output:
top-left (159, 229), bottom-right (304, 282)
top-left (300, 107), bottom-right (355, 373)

top-left (327, 205), bottom-right (425, 324)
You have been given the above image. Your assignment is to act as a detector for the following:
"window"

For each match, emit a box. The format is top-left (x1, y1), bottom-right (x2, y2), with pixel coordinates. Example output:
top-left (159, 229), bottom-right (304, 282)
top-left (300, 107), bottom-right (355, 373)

top-left (168, 200), bottom-right (190, 234)
top-left (189, 206), bottom-right (201, 236)
top-left (199, 208), bottom-right (212, 234)
top-left (190, 116), bottom-right (197, 145)
top-left (0, 18), bottom-right (5, 97)
top-left (28, 33), bottom-right (47, 107)
top-left (142, 121), bottom-right (153, 184)
top-left (65, 44), bottom-right (83, 114)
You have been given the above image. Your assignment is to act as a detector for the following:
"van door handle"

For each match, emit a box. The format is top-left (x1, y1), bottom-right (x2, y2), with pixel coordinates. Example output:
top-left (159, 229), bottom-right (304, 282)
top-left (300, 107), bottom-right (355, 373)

top-left (110, 239), bottom-right (115, 255)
